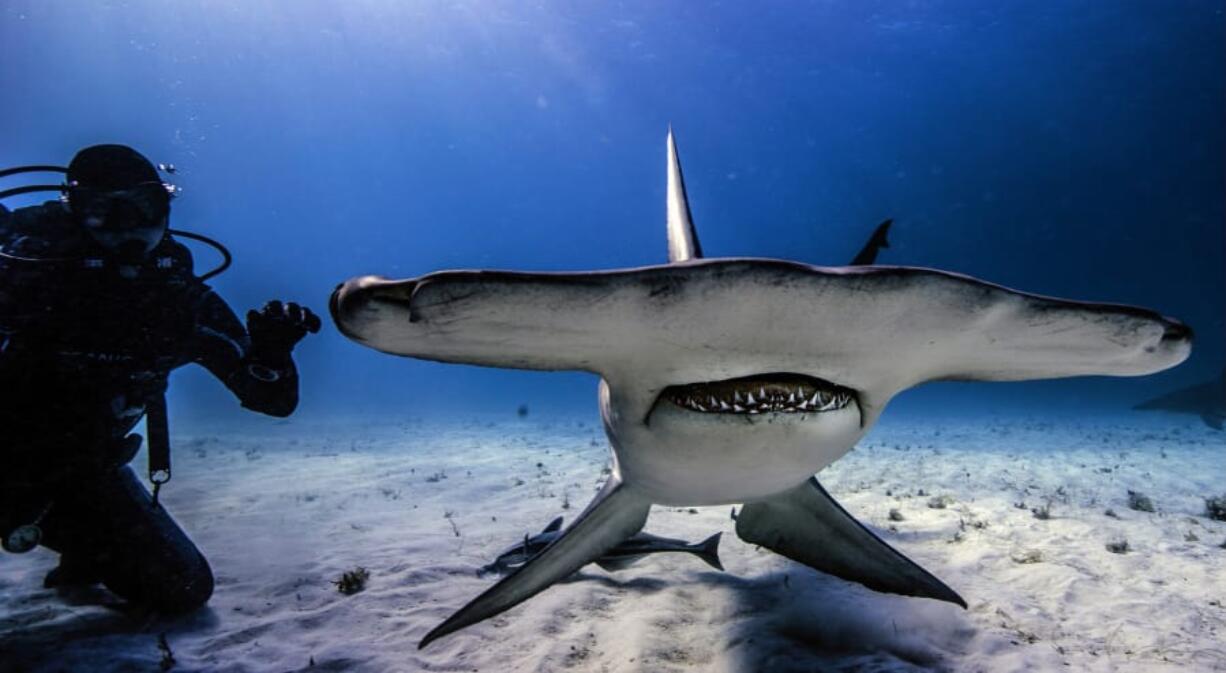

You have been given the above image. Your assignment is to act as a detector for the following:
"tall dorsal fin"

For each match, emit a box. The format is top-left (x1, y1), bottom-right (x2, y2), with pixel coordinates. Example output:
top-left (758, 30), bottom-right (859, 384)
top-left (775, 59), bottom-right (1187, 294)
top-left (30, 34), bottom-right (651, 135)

top-left (666, 127), bottom-right (703, 263)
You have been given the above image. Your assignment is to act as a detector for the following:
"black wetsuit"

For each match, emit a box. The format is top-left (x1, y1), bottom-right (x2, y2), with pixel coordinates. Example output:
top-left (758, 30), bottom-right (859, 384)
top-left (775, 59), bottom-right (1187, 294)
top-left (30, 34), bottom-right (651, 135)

top-left (0, 201), bottom-right (300, 613)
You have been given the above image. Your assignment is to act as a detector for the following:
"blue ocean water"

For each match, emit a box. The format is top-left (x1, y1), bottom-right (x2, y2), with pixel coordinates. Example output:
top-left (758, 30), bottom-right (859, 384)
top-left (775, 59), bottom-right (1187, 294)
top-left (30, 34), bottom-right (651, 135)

top-left (1, 1), bottom-right (1222, 424)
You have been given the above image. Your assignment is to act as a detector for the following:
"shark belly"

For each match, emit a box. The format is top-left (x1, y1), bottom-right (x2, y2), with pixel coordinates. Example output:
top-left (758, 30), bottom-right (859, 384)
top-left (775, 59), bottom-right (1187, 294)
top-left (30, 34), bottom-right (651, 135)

top-left (601, 381), bottom-right (867, 505)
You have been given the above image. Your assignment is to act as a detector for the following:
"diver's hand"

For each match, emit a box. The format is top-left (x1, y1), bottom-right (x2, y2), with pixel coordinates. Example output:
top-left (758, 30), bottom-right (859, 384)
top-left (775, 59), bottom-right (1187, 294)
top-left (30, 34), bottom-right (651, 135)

top-left (247, 300), bottom-right (322, 354)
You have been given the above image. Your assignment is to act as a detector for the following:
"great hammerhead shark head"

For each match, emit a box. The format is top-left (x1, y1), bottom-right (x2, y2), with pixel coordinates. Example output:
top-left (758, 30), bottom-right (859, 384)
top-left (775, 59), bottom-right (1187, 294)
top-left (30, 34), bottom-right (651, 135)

top-left (330, 130), bottom-right (1192, 648)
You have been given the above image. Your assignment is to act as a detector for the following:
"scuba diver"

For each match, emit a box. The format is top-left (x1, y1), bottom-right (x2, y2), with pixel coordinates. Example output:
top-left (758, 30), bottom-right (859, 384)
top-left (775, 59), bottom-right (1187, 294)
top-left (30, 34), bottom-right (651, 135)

top-left (0, 144), bottom-right (320, 614)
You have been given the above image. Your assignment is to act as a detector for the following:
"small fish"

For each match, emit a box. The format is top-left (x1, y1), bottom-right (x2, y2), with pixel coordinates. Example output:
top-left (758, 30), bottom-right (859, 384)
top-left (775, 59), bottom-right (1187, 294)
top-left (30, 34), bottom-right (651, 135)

top-left (480, 516), bottom-right (723, 576)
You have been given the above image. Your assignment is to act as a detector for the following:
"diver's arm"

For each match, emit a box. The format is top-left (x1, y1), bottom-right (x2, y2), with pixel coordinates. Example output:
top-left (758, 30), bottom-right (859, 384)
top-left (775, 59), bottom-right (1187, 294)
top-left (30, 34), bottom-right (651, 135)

top-left (193, 293), bottom-right (319, 417)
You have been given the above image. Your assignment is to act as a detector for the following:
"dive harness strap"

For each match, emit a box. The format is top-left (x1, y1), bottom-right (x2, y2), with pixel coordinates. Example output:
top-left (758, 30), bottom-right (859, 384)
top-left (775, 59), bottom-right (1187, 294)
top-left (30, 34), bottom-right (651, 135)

top-left (147, 392), bottom-right (172, 507)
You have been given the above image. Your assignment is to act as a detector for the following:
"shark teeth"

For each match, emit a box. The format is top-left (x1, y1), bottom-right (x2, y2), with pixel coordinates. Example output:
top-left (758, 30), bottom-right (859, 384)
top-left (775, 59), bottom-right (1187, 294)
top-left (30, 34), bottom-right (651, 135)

top-left (661, 374), bottom-right (855, 416)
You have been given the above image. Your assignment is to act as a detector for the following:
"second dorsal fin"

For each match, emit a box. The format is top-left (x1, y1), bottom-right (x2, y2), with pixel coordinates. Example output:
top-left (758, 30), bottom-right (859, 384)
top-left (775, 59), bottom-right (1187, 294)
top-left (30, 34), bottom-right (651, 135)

top-left (666, 128), bottom-right (703, 263)
top-left (850, 219), bottom-right (893, 266)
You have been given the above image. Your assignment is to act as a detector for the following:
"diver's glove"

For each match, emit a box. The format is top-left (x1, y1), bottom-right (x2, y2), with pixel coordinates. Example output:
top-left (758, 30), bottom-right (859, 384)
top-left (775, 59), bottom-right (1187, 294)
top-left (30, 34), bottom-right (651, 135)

top-left (246, 300), bottom-right (321, 365)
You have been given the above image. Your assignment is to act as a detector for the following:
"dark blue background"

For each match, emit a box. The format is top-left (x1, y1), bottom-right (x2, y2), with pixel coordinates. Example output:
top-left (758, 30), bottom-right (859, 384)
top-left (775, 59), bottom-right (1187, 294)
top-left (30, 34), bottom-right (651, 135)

top-left (2, 1), bottom-right (1221, 423)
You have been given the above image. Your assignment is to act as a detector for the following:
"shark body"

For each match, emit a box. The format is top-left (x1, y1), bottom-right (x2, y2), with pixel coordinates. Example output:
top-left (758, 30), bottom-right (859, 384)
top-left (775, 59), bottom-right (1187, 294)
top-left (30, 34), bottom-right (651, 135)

top-left (1134, 368), bottom-right (1225, 430)
top-left (331, 131), bottom-right (1191, 648)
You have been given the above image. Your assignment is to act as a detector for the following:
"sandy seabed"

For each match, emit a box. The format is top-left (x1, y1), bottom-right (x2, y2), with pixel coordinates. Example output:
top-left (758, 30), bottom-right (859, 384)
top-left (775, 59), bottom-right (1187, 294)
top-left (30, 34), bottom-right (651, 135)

top-left (1, 413), bottom-right (1223, 673)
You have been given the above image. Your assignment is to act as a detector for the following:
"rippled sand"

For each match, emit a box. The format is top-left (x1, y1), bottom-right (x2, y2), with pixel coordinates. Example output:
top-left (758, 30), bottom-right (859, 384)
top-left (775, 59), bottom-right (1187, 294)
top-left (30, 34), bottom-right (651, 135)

top-left (2, 414), bottom-right (1223, 672)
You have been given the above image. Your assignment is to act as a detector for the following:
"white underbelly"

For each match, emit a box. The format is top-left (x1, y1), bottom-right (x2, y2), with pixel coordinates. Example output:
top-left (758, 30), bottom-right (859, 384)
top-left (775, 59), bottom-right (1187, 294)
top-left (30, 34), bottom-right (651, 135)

top-left (608, 401), bottom-right (865, 505)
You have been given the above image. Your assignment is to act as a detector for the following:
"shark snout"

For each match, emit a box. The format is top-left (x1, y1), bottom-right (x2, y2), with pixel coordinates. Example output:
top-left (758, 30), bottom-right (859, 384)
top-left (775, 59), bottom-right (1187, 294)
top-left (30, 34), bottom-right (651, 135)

top-left (1102, 311), bottom-right (1193, 375)
top-left (1149, 317), bottom-right (1193, 364)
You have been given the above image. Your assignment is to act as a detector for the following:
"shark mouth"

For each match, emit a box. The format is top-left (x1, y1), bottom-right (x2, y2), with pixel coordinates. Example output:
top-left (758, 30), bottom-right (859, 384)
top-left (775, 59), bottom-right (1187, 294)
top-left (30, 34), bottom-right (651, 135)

top-left (659, 373), bottom-right (856, 415)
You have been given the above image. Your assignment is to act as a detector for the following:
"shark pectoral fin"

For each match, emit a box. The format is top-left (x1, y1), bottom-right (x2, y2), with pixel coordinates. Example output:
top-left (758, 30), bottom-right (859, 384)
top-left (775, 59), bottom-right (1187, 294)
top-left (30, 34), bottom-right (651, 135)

top-left (735, 477), bottom-right (966, 608)
top-left (419, 477), bottom-right (651, 649)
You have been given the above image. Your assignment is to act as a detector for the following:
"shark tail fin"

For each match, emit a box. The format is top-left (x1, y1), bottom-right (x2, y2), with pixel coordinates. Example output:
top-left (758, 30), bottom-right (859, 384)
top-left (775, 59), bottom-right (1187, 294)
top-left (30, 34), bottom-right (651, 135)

top-left (736, 477), bottom-right (965, 608)
top-left (419, 477), bottom-right (651, 649)
top-left (542, 516), bottom-right (564, 534)
top-left (696, 532), bottom-right (724, 571)
top-left (666, 127), bottom-right (703, 263)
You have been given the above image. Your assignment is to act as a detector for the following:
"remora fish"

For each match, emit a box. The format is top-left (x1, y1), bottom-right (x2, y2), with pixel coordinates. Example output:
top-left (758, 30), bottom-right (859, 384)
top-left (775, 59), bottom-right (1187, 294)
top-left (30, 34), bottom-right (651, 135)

top-left (331, 129), bottom-right (1192, 648)
top-left (480, 516), bottom-right (723, 575)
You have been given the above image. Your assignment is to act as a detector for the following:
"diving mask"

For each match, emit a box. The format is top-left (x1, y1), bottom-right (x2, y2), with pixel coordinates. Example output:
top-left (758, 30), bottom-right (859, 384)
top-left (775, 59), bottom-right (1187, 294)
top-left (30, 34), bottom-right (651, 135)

top-left (69, 181), bottom-right (170, 259)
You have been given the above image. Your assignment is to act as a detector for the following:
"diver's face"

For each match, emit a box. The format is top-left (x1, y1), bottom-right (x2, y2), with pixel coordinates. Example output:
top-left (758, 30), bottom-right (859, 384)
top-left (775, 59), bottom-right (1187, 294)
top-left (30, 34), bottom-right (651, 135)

top-left (70, 182), bottom-right (169, 261)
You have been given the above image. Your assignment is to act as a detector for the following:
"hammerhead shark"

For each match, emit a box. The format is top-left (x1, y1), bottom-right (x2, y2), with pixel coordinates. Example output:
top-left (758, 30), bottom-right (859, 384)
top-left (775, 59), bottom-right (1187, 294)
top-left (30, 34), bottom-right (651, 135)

top-left (330, 130), bottom-right (1192, 648)
top-left (1134, 368), bottom-right (1225, 430)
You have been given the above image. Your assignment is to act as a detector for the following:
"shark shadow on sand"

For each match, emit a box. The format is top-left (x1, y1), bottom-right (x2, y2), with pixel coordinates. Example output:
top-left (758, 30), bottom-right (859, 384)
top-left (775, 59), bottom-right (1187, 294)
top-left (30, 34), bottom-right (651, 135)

top-left (704, 568), bottom-right (976, 672)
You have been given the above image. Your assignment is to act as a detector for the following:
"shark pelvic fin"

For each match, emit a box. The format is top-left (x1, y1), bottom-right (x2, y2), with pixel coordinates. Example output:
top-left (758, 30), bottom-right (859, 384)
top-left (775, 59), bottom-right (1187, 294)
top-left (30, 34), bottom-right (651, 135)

top-left (735, 477), bottom-right (966, 608)
top-left (419, 476), bottom-right (651, 648)
top-left (666, 127), bottom-right (703, 263)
